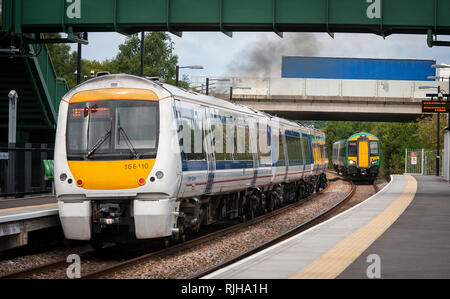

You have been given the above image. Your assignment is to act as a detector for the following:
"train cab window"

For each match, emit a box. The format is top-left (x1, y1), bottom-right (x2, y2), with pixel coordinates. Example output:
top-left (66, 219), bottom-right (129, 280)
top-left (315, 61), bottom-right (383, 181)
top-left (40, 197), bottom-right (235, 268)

top-left (348, 142), bottom-right (357, 156)
top-left (370, 141), bottom-right (379, 155)
top-left (115, 103), bottom-right (157, 150)
top-left (67, 100), bottom-right (159, 160)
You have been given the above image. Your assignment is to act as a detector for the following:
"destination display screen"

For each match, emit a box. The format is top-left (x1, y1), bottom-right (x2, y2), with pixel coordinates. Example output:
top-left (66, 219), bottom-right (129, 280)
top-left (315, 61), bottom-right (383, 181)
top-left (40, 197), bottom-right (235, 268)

top-left (422, 100), bottom-right (450, 113)
top-left (71, 107), bottom-right (110, 118)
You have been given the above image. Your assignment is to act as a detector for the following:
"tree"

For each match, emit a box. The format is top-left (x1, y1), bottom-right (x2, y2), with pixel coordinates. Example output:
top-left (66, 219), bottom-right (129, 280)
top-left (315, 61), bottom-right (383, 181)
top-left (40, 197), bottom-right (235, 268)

top-left (106, 32), bottom-right (188, 87)
top-left (414, 114), bottom-right (447, 150)
top-left (46, 32), bottom-right (188, 89)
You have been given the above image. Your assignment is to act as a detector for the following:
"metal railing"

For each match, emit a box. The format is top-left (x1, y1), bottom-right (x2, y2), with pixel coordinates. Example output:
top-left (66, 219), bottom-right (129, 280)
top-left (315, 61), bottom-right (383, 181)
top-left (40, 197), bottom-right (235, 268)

top-left (0, 143), bottom-right (54, 197)
top-left (404, 148), bottom-right (444, 176)
top-left (30, 41), bottom-right (68, 117)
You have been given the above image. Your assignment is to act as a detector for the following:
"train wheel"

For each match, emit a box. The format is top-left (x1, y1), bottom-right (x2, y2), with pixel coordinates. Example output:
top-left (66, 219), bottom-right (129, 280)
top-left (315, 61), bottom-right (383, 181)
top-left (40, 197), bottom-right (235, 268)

top-left (241, 214), bottom-right (247, 223)
top-left (179, 233), bottom-right (187, 244)
top-left (267, 197), bottom-right (274, 212)
top-left (163, 237), bottom-right (171, 249)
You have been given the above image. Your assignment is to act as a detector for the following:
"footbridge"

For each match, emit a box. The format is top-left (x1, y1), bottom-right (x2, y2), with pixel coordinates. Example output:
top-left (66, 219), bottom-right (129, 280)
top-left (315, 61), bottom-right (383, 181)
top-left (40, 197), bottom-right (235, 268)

top-left (216, 77), bottom-right (446, 122)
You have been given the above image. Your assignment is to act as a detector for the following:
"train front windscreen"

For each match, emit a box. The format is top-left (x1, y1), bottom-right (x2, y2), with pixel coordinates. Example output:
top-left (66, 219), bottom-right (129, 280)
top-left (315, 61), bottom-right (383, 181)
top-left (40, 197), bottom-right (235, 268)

top-left (66, 100), bottom-right (159, 160)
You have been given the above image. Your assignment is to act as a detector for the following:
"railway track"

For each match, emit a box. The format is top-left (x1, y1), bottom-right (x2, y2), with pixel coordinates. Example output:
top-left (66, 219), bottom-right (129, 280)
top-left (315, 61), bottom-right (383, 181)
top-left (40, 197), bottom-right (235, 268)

top-left (189, 182), bottom-right (359, 279)
top-left (189, 181), bottom-right (384, 279)
top-left (83, 183), bottom-right (336, 279)
top-left (1, 177), bottom-right (364, 279)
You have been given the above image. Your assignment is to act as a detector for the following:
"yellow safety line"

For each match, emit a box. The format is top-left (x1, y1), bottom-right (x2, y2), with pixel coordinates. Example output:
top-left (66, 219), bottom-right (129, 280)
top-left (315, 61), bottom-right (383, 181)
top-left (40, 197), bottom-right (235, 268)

top-left (290, 174), bottom-right (417, 279)
top-left (0, 203), bottom-right (57, 213)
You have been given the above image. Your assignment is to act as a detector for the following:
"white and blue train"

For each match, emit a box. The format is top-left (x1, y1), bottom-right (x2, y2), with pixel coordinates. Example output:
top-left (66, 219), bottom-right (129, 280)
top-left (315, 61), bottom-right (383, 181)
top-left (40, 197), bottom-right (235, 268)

top-left (54, 74), bottom-right (328, 247)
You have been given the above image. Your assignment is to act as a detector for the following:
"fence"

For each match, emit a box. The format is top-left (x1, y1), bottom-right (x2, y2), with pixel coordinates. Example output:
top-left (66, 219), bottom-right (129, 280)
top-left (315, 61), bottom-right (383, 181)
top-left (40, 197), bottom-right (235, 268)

top-left (404, 149), bottom-right (444, 176)
top-left (0, 143), bottom-right (54, 197)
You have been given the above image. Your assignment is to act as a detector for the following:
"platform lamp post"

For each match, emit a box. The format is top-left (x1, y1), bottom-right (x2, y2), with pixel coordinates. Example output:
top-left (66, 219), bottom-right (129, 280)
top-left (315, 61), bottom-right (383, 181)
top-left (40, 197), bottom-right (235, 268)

top-left (77, 43), bottom-right (82, 85)
top-left (175, 65), bottom-right (203, 86)
top-left (420, 84), bottom-right (445, 176)
top-left (7, 90), bottom-right (18, 195)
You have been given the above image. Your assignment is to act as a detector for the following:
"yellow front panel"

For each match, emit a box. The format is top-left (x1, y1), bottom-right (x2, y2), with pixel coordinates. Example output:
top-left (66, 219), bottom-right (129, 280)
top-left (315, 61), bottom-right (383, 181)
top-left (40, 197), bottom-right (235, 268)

top-left (68, 159), bottom-right (156, 190)
top-left (358, 142), bottom-right (369, 168)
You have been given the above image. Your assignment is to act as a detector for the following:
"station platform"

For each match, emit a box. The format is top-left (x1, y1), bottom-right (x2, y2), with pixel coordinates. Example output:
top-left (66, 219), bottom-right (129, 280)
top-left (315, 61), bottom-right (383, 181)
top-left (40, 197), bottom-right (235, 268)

top-left (0, 195), bottom-right (59, 251)
top-left (204, 174), bottom-right (450, 279)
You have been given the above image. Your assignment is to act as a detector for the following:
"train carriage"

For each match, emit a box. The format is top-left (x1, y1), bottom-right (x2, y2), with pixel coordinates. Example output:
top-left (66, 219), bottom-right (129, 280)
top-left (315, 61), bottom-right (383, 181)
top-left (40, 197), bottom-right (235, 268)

top-left (54, 74), bottom-right (328, 246)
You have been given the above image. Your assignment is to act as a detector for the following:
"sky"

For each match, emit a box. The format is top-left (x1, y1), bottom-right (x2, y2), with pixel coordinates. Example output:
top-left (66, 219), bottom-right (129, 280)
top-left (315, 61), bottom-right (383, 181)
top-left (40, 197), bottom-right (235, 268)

top-left (71, 31), bottom-right (450, 79)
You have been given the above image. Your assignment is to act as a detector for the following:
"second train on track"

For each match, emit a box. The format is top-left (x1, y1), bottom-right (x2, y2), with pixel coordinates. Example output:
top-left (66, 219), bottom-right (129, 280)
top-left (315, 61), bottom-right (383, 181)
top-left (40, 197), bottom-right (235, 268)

top-left (332, 132), bottom-right (380, 183)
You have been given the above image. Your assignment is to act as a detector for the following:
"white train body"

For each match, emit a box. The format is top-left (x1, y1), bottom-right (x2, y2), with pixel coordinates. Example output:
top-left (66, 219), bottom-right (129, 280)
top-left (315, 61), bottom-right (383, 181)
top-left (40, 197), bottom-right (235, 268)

top-left (54, 74), bottom-right (328, 243)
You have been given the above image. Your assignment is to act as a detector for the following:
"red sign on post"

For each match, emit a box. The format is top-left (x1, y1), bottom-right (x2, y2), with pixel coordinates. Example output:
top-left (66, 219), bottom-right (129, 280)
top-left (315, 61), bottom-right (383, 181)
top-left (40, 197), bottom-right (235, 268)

top-left (411, 152), bottom-right (417, 165)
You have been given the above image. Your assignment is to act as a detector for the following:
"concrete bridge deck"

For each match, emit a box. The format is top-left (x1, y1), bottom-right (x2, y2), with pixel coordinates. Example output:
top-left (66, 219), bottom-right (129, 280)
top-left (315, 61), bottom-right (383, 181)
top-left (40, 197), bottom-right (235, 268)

top-left (209, 77), bottom-right (446, 122)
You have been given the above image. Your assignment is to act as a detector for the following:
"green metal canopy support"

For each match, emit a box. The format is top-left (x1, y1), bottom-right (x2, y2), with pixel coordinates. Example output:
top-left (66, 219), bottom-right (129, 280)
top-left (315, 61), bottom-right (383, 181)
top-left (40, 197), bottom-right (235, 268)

top-left (2, 0), bottom-right (450, 46)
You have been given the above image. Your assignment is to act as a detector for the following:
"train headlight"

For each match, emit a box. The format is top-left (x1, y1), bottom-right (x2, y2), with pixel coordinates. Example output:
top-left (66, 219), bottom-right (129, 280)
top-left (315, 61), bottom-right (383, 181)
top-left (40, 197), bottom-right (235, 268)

top-left (60, 173), bottom-right (67, 182)
top-left (155, 171), bottom-right (164, 180)
top-left (372, 159), bottom-right (379, 165)
top-left (349, 160), bottom-right (356, 165)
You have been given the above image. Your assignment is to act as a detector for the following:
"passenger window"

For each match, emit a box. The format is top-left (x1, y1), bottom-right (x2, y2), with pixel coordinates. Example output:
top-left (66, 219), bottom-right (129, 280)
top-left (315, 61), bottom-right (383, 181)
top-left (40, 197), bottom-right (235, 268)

top-left (285, 133), bottom-right (302, 166)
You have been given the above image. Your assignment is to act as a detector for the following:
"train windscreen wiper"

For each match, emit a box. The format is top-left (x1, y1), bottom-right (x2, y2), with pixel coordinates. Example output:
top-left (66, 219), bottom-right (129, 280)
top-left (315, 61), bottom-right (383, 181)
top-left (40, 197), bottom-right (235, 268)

top-left (117, 114), bottom-right (139, 159)
top-left (85, 130), bottom-right (111, 159)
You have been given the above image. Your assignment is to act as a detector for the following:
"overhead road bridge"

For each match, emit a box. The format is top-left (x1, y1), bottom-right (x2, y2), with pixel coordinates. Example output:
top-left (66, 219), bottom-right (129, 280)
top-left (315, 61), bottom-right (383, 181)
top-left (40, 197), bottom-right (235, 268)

top-left (216, 77), bottom-right (446, 122)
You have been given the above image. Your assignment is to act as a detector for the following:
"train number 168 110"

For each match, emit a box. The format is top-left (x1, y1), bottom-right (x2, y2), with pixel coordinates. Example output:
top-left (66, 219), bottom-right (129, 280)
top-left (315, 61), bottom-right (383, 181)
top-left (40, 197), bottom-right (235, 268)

top-left (124, 163), bottom-right (149, 170)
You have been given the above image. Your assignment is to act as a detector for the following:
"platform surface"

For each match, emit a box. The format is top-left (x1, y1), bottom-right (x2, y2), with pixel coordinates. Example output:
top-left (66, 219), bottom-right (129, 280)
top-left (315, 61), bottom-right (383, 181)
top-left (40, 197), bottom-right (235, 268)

top-left (339, 175), bottom-right (450, 279)
top-left (0, 195), bottom-right (57, 224)
top-left (204, 174), bottom-right (450, 279)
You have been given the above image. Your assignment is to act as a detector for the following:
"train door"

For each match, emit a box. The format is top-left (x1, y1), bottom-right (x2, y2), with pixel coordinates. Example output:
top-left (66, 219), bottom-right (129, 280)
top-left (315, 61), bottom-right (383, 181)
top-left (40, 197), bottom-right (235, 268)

top-left (357, 139), bottom-right (370, 168)
top-left (301, 133), bottom-right (312, 175)
top-left (174, 100), bottom-right (209, 198)
top-left (201, 105), bottom-right (215, 195)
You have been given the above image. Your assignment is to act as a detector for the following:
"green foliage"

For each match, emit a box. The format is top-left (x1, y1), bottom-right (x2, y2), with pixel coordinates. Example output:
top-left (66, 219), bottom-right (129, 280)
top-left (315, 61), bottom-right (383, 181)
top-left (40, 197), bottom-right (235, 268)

top-left (106, 32), bottom-right (178, 81)
top-left (301, 120), bottom-right (326, 129)
top-left (46, 32), bottom-right (188, 89)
